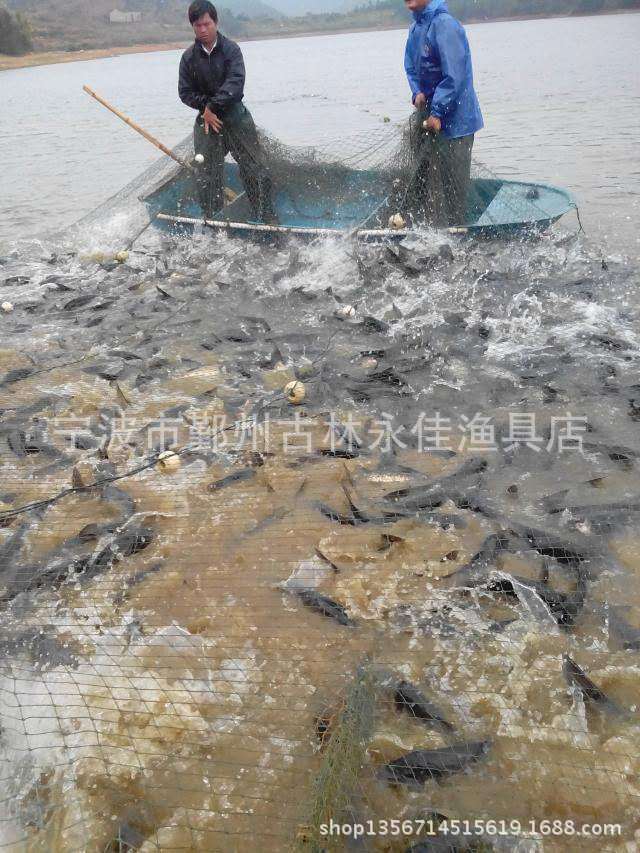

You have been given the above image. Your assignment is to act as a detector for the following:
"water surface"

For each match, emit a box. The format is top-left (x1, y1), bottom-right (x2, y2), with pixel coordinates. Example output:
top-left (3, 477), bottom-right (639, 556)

top-left (0, 13), bottom-right (639, 252)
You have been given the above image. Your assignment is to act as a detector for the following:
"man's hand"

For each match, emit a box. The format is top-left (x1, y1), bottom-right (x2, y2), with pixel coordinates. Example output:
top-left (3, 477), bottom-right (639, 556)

top-left (424, 115), bottom-right (442, 134)
top-left (203, 106), bottom-right (223, 135)
top-left (413, 92), bottom-right (427, 110)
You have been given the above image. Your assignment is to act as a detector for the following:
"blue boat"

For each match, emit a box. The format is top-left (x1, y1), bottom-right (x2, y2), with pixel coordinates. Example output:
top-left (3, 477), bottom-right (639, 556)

top-left (143, 161), bottom-right (576, 241)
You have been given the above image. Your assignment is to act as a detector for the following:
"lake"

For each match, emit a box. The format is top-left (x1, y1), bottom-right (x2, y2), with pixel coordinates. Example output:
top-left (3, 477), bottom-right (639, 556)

top-left (0, 13), bottom-right (639, 253)
top-left (2, 13), bottom-right (640, 852)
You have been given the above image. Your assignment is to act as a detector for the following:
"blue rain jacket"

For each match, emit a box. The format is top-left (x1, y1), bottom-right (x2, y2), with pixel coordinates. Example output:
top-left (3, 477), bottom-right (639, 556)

top-left (404, 0), bottom-right (483, 139)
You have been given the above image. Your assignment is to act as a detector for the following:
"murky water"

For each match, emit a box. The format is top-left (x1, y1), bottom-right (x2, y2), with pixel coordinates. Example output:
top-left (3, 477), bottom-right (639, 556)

top-left (1, 12), bottom-right (640, 853)
top-left (2, 209), bottom-right (640, 849)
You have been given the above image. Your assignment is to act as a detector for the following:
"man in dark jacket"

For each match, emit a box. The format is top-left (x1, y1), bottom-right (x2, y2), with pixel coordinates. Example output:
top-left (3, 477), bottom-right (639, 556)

top-left (178, 1), bottom-right (276, 222)
top-left (402, 0), bottom-right (483, 226)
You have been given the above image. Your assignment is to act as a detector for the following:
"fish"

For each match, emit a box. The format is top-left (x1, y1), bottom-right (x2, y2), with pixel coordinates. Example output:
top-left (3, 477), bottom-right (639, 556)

top-left (582, 441), bottom-right (639, 464)
top-left (1, 512), bottom-right (152, 604)
top-left (341, 486), bottom-right (376, 524)
top-left (0, 396), bottom-right (61, 423)
top-left (385, 244), bottom-right (423, 277)
top-left (315, 501), bottom-right (360, 526)
top-left (317, 494), bottom-right (464, 530)
top-left (1, 275), bottom-right (29, 286)
top-left (505, 521), bottom-right (589, 567)
top-left (385, 457), bottom-right (488, 501)
top-left (451, 492), bottom-right (498, 519)
top-left (63, 293), bottom-right (96, 310)
top-left (543, 493), bottom-right (640, 516)
top-left (91, 299), bottom-right (116, 312)
top-left (382, 485), bottom-right (495, 517)
top-left (293, 589), bottom-right (356, 626)
top-left (542, 496), bottom-right (640, 534)
top-left (588, 333), bottom-right (632, 352)
top-left (6, 431), bottom-right (28, 458)
top-left (314, 546), bottom-right (341, 574)
top-left (5, 429), bottom-right (61, 460)
top-left (343, 487), bottom-right (419, 526)
top-left (223, 328), bottom-right (255, 343)
top-left (628, 397), bottom-right (640, 421)
top-left (359, 315), bottom-right (390, 334)
top-left (394, 680), bottom-right (454, 731)
top-left (562, 655), bottom-right (627, 716)
top-left (365, 367), bottom-right (408, 387)
top-left (0, 367), bottom-right (33, 386)
top-left (200, 334), bottom-right (223, 350)
top-left (77, 523), bottom-right (104, 542)
top-left (379, 741), bottom-right (489, 786)
top-left (318, 447), bottom-right (360, 459)
top-left (241, 506), bottom-right (290, 537)
top-left (206, 468), bottom-right (256, 492)
top-left (485, 572), bottom-right (585, 627)
top-left (382, 486), bottom-right (449, 513)
top-left (257, 343), bottom-right (286, 369)
top-left (76, 525), bottom-right (154, 585)
top-left (107, 350), bottom-right (143, 361)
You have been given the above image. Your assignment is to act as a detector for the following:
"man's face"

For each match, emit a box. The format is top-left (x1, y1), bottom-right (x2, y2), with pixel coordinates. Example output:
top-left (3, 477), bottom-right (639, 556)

top-left (192, 12), bottom-right (218, 46)
top-left (404, 0), bottom-right (428, 13)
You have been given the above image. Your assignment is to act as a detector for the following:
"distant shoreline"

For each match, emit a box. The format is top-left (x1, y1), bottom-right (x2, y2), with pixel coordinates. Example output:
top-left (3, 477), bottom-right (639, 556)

top-left (1, 8), bottom-right (637, 73)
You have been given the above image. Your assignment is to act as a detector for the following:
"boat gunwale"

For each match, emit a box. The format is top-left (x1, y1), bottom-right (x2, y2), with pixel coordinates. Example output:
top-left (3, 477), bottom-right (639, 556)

top-left (154, 212), bottom-right (469, 238)
top-left (148, 170), bottom-right (576, 239)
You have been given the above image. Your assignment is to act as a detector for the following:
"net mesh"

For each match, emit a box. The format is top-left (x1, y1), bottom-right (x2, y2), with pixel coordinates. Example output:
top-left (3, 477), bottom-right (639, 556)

top-left (72, 109), bottom-right (569, 243)
top-left (2, 111), bottom-right (635, 853)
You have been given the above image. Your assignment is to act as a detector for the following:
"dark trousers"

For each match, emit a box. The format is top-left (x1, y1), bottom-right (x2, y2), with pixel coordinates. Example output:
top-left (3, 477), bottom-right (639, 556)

top-left (404, 109), bottom-right (474, 227)
top-left (193, 102), bottom-right (275, 221)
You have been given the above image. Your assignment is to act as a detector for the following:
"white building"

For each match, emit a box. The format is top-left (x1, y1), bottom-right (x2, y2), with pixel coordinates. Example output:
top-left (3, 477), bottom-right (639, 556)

top-left (109, 9), bottom-right (142, 24)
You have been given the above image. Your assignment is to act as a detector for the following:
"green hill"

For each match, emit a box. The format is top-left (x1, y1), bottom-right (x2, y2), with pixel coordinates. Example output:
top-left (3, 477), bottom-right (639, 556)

top-left (3, 0), bottom-right (639, 55)
top-left (3, 0), bottom-right (282, 51)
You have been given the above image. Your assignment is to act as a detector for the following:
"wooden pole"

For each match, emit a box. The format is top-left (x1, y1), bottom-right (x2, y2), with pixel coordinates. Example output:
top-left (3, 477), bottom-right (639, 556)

top-left (82, 85), bottom-right (193, 172)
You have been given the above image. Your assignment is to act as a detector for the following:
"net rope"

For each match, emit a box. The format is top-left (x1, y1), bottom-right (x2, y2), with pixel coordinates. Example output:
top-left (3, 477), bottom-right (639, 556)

top-left (2, 114), bottom-right (633, 853)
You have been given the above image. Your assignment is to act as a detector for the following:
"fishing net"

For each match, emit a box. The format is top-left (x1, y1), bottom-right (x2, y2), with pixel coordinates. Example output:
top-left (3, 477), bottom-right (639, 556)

top-left (73, 104), bottom-right (571, 246)
top-left (210, 104), bottom-right (573, 234)
top-left (218, 107), bottom-right (471, 230)
top-left (3, 106), bottom-right (635, 853)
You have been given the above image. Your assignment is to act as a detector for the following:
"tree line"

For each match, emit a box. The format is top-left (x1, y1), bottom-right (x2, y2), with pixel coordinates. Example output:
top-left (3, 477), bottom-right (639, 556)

top-left (2, 0), bottom-right (638, 56)
top-left (0, 4), bottom-right (32, 55)
top-left (448, 0), bottom-right (640, 19)
top-left (354, 0), bottom-right (640, 21)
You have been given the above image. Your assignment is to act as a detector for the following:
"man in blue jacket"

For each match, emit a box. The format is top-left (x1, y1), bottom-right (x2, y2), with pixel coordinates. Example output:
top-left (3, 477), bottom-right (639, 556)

top-left (179, 1), bottom-right (276, 222)
top-left (402, 0), bottom-right (483, 225)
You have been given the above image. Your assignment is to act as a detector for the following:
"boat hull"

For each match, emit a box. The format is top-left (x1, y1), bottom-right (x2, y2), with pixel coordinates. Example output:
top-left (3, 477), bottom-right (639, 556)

top-left (142, 162), bottom-right (576, 242)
